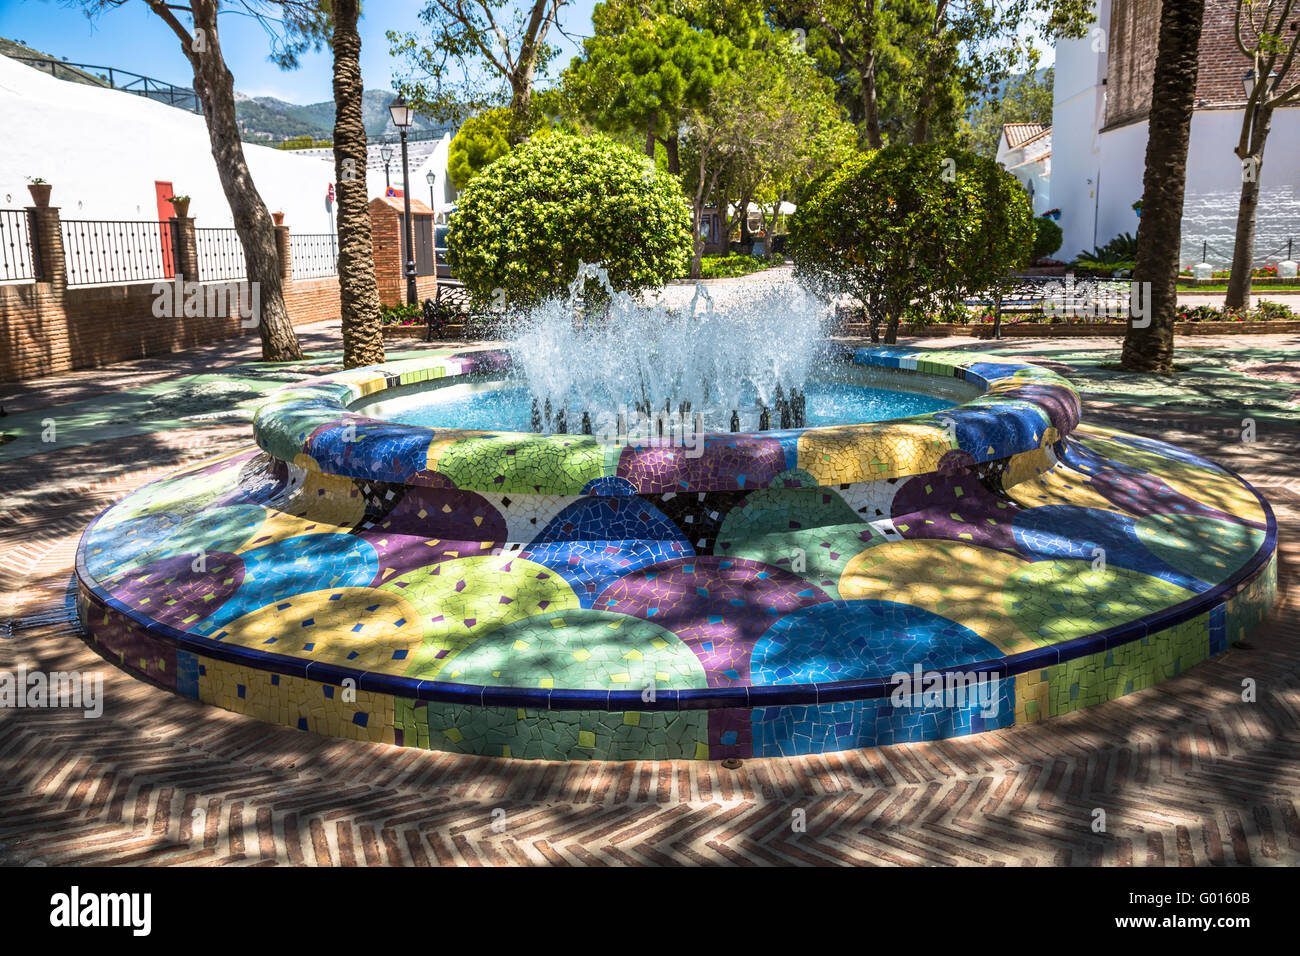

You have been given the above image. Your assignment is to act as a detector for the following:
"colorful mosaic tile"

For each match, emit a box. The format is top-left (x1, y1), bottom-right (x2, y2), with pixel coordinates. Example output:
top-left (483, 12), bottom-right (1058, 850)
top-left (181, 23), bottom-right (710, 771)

top-left (75, 346), bottom-right (1279, 760)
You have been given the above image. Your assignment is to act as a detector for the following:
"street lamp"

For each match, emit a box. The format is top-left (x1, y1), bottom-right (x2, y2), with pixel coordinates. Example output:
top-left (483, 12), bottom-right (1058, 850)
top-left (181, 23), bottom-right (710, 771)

top-left (380, 144), bottom-right (393, 190)
top-left (426, 168), bottom-right (437, 211)
top-left (389, 94), bottom-right (417, 306)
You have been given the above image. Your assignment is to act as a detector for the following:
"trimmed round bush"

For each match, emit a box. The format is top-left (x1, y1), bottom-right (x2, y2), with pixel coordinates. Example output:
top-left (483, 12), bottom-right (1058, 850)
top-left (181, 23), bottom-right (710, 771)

top-left (789, 143), bottom-right (1035, 342)
top-left (447, 132), bottom-right (692, 307)
top-left (1033, 216), bottom-right (1063, 260)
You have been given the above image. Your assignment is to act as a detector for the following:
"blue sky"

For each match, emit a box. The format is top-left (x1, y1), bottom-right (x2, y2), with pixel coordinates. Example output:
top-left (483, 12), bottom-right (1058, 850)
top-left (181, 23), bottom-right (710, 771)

top-left (0, 0), bottom-right (600, 103)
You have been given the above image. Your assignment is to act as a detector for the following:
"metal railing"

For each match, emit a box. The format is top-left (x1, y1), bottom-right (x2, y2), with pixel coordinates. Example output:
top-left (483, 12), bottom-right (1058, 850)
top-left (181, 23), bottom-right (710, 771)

top-left (0, 209), bottom-right (39, 282)
top-left (1186, 237), bottom-right (1297, 270)
top-left (60, 219), bottom-right (176, 287)
top-left (291, 232), bottom-right (339, 279)
top-left (195, 228), bottom-right (247, 281)
top-left (10, 55), bottom-right (202, 114)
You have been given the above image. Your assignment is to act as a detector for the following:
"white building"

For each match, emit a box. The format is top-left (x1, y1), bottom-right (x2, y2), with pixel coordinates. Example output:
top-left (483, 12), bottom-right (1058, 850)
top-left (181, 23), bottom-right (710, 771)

top-left (1051, 0), bottom-right (1300, 266)
top-left (0, 53), bottom-right (455, 233)
top-left (292, 135), bottom-right (457, 220)
top-left (995, 123), bottom-right (1052, 216)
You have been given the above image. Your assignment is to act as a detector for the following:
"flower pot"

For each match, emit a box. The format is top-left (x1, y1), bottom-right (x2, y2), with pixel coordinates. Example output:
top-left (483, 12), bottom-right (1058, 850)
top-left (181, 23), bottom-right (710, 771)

top-left (171, 198), bottom-right (191, 218)
top-left (27, 183), bottom-right (51, 207)
top-left (272, 211), bottom-right (285, 226)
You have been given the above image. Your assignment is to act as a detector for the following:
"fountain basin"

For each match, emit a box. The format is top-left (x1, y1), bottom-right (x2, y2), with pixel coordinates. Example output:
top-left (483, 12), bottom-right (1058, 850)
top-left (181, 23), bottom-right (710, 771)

top-left (76, 346), bottom-right (1277, 760)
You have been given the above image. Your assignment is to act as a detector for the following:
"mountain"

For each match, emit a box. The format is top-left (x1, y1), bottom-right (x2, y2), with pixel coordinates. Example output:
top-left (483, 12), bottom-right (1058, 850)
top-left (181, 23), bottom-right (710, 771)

top-left (236, 88), bottom-right (448, 144)
top-left (1, 37), bottom-right (444, 144)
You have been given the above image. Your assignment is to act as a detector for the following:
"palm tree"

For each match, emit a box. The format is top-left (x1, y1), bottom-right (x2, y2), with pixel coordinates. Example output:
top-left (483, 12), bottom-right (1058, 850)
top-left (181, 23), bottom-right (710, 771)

top-left (331, 0), bottom-right (385, 368)
top-left (1121, 0), bottom-right (1206, 373)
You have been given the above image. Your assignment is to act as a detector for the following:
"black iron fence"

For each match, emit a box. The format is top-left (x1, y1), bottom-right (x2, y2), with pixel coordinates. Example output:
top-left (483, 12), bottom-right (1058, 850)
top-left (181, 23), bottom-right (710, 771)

top-left (10, 55), bottom-right (202, 113)
top-left (60, 219), bottom-right (177, 287)
top-left (0, 209), bottom-right (39, 282)
top-left (196, 227), bottom-right (247, 281)
top-left (291, 232), bottom-right (339, 279)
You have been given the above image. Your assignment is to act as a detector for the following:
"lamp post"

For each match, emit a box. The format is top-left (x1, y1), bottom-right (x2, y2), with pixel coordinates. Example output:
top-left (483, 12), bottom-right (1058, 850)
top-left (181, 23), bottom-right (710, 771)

top-left (389, 95), bottom-right (417, 306)
top-left (426, 168), bottom-right (437, 212)
top-left (380, 144), bottom-right (393, 190)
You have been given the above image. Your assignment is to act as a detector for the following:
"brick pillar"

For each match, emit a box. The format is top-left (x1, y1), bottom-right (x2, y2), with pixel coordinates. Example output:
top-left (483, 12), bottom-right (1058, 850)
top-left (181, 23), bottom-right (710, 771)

top-left (27, 204), bottom-right (65, 290)
top-left (172, 216), bottom-right (199, 280)
top-left (275, 224), bottom-right (292, 280)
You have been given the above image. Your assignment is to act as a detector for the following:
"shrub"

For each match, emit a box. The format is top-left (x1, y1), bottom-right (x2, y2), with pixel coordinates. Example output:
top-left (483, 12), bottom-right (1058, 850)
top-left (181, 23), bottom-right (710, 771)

top-left (788, 143), bottom-right (1035, 343)
top-left (447, 132), bottom-right (693, 307)
top-left (380, 303), bottom-right (423, 326)
top-left (696, 254), bottom-right (773, 279)
top-left (1250, 299), bottom-right (1295, 320)
top-left (447, 108), bottom-right (515, 191)
top-left (1032, 217), bottom-right (1063, 260)
top-left (1174, 301), bottom-right (1295, 322)
top-left (1072, 232), bottom-right (1138, 267)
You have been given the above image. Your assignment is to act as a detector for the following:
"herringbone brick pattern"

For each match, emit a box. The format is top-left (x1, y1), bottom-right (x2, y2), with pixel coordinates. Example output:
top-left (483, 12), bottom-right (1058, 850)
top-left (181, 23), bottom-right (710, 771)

top-left (1, 359), bottom-right (1297, 866)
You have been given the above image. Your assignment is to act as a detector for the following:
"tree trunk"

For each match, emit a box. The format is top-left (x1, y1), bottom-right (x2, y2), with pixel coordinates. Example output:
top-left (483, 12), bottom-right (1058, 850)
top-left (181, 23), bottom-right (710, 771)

top-left (1225, 106), bottom-right (1272, 310)
top-left (690, 155), bottom-right (719, 280)
top-left (332, 0), bottom-right (385, 369)
top-left (858, 56), bottom-right (883, 149)
top-left (168, 0), bottom-right (302, 362)
top-left (507, 0), bottom-right (555, 144)
top-left (1120, 0), bottom-right (1205, 374)
top-left (665, 132), bottom-right (680, 176)
top-left (911, 1), bottom-right (949, 144)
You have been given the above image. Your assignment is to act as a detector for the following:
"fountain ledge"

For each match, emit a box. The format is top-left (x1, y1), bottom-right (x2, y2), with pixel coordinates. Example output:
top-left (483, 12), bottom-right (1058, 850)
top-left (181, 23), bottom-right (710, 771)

top-left (251, 346), bottom-right (1083, 495)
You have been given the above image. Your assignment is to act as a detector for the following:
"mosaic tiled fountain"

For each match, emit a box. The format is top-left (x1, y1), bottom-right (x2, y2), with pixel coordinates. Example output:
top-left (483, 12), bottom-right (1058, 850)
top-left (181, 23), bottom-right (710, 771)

top-left (75, 281), bottom-right (1278, 760)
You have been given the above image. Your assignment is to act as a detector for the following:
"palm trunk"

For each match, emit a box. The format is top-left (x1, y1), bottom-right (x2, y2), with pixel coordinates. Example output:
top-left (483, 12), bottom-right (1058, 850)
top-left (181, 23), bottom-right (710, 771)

top-left (151, 0), bottom-right (302, 362)
top-left (333, 0), bottom-right (385, 369)
top-left (1121, 0), bottom-right (1205, 374)
top-left (1225, 106), bottom-right (1272, 310)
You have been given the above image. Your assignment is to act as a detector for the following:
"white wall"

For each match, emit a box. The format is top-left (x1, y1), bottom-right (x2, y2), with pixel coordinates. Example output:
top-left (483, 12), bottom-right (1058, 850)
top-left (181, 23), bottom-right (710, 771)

top-left (1089, 110), bottom-right (1300, 268)
top-left (1052, 0), bottom-right (1300, 268)
top-left (1051, 3), bottom-right (1110, 259)
top-left (0, 54), bottom-right (337, 234)
top-left (1178, 110), bottom-right (1300, 267)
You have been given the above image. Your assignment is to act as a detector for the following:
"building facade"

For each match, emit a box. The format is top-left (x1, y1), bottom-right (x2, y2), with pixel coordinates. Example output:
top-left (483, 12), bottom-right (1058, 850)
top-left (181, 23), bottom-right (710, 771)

top-left (1052, 0), bottom-right (1300, 267)
top-left (995, 123), bottom-right (1053, 216)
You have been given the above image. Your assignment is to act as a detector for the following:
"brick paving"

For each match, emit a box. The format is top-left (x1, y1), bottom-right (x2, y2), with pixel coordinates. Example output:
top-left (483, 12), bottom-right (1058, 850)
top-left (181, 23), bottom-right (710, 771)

top-left (0, 328), bottom-right (1296, 866)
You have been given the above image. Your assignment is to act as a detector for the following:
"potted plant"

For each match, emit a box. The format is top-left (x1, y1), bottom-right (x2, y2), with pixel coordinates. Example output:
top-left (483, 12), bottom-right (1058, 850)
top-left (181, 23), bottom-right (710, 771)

top-left (26, 177), bottom-right (51, 207)
top-left (1132, 197), bottom-right (1143, 218)
top-left (167, 194), bottom-right (191, 218)
top-left (272, 210), bottom-right (285, 226)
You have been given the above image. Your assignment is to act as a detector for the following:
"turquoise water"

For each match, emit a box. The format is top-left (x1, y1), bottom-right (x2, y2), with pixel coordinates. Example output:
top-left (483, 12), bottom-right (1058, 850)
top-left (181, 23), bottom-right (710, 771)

top-left (375, 381), bottom-right (953, 431)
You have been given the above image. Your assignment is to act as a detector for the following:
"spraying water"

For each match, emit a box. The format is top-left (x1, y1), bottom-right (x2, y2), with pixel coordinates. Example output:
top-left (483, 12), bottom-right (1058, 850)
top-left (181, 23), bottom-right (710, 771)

top-left (506, 263), bottom-right (830, 434)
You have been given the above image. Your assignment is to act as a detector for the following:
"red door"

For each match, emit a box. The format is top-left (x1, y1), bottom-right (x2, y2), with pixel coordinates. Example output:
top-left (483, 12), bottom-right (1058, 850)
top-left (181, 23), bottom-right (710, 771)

top-left (155, 181), bottom-right (176, 277)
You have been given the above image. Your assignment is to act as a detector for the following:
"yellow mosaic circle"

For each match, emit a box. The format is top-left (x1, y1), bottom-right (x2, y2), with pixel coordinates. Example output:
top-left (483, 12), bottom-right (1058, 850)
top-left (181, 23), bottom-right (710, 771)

top-left (215, 587), bottom-right (426, 672)
top-left (840, 539), bottom-right (1036, 653)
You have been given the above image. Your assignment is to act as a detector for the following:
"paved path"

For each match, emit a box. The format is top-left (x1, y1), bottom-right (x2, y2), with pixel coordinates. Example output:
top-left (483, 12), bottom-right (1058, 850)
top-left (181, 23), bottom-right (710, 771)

top-left (1, 328), bottom-right (1297, 866)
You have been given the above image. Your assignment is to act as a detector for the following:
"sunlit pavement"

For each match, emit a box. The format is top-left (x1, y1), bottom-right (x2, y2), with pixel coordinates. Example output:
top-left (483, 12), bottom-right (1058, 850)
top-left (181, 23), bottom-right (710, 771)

top-left (0, 322), bottom-right (1296, 866)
